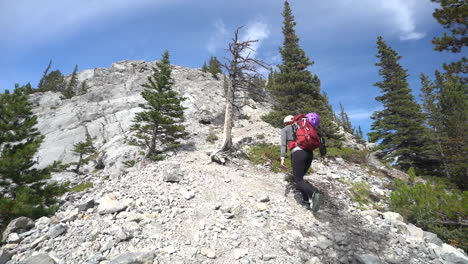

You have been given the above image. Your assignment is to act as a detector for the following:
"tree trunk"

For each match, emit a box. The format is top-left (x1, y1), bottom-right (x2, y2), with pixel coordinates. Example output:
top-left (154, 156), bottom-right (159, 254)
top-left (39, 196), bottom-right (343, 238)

top-left (211, 78), bottom-right (234, 164)
top-left (75, 153), bottom-right (83, 173)
top-left (220, 79), bottom-right (234, 151)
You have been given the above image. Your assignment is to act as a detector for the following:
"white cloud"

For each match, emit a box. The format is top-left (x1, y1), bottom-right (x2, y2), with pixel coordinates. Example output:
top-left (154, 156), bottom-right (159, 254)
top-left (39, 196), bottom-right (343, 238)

top-left (378, 0), bottom-right (426, 40)
top-left (207, 19), bottom-right (228, 54)
top-left (241, 17), bottom-right (270, 58)
top-left (299, 0), bottom-right (432, 41)
top-left (348, 107), bottom-right (382, 121)
top-left (0, 0), bottom-right (179, 45)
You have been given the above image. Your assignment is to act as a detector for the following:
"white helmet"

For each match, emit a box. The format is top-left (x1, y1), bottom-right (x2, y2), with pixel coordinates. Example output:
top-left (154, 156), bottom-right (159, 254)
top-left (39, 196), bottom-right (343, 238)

top-left (283, 115), bottom-right (294, 124)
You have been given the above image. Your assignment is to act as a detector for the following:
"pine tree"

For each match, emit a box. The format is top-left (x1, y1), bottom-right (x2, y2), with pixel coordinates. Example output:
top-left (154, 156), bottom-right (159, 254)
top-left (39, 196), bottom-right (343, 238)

top-left (338, 103), bottom-right (353, 133)
top-left (130, 51), bottom-right (189, 160)
top-left (40, 70), bottom-right (67, 93)
top-left (356, 126), bottom-right (364, 139)
top-left (368, 37), bottom-right (433, 172)
top-left (72, 133), bottom-right (97, 174)
top-left (79, 80), bottom-right (89, 95)
top-left (208, 56), bottom-right (223, 78)
top-left (433, 70), bottom-right (467, 189)
top-left (263, 1), bottom-right (340, 141)
top-left (63, 65), bottom-right (78, 99)
top-left (0, 85), bottom-right (66, 228)
top-left (38, 60), bottom-right (52, 91)
top-left (431, 0), bottom-right (467, 54)
top-left (201, 62), bottom-right (209, 73)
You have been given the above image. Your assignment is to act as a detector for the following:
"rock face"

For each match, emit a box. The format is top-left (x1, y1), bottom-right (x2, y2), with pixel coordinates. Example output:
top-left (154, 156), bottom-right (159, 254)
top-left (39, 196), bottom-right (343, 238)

top-left (29, 60), bottom-right (227, 177)
top-left (2, 61), bottom-right (467, 264)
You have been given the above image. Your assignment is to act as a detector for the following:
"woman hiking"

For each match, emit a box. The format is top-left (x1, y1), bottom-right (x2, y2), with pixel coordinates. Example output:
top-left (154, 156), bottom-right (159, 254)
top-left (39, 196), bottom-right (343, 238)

top-left (280, 113), bottom-right (323, 212)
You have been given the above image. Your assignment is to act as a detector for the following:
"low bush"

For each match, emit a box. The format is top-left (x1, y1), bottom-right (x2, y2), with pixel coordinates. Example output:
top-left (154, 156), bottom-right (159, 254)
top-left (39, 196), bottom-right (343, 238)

top-left (247, 144), bottom-right (291, 173)
top-left (350, 181), bottom-right (371, 206)
top-left (206, 133), bottom-right (219, 143)
top-left (68, 182), bottom-right (94, 193)
top-left (390, 173), bottom-right (468, 251)
top-left (326, 147), bottom-right (369, 164)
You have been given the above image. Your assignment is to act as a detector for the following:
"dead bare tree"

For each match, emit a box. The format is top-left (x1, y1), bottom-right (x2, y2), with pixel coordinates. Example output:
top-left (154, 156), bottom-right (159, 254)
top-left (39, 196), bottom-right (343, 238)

top-left (211, 27), bottom-right (269, 164)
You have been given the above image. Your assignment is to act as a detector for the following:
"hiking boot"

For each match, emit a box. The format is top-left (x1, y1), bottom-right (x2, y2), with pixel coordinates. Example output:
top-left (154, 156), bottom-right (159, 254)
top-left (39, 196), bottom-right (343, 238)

top-left (302, 200), bottom-right (311, 209)
top-left (311, 192), bottom-right (322, 212)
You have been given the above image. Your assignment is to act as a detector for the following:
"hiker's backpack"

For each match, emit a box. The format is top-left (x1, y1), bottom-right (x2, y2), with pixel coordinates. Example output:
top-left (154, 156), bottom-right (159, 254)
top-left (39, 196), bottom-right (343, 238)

top-left (288, 114), bottom-right (320, 151)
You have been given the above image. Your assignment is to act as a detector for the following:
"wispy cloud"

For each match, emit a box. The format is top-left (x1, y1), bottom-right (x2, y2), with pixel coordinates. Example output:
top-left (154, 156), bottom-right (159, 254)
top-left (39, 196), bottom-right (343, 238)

top-left (207, 19), bottom-right (228, 54)
top-left (348, 107), bottom-right (382, 121)
top-left (241, 17), bottom-right (271, 58)
top-left (378, 0), bottom-right (426, 40)
top-left (0, 0), bottom-right (178, 45)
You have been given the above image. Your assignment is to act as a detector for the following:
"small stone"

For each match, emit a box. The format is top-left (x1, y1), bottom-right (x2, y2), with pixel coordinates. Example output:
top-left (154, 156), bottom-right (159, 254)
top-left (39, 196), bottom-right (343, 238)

top-left (259, 195), bottom-right (270, 203)
top-left (423, 231), bottom-right (443, 247)
top-left (161, 246), bottom-right (176, 254)
top-left (6, 233), bottom-right (20, 243)
top-left (354, 254), bottom-right (382, 264)
top-left (108, 252), bottom-right (155, 264)
top-left (233, 248), bottom-right (248, 259)
top-left (180, 189), bottom-right (195, 200)
top-left (306, 257), bottom-right (321, 264)
top-left (317, 237), bottom-right (333, 250)
top-left (255, 203), bottom-right (267, 212)
top-left (78, 198), bottom-right (96, 211)
top-left (48, 223), bottom-right (67, 238)
top-left (163, 164), bottom-right (183, 183)
top-left (35, 217), bottom-right (51, 230)
top-left (98, 194), bottom-right (127, 215)
top-left (200, 248), bottom-right (216, 259)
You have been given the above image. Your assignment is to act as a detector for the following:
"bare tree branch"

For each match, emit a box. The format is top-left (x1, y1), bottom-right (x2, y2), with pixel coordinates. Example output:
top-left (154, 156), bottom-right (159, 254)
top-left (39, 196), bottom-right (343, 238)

top-left (211, 27), bottom-right (270, 164)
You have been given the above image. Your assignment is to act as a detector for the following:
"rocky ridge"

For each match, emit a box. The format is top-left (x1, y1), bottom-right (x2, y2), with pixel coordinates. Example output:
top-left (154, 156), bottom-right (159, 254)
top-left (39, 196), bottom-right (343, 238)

top-left (1, 61), bottom-right (467, 264)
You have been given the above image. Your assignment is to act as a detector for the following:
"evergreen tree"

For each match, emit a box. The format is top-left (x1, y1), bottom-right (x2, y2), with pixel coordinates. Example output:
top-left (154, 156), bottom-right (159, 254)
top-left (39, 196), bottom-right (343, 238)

top-left (263, 1), bottom-right (340, 141)
top-left (0, 85), bottom-right (66, 228)
top-left (63, 64), bottom-right (78, 99)
top-left (368, 37), bottom-right (433, 172)
top-left (38, 60), bottom-right (52, 91)
top-left (79, 80), bottom-right (89, 95)
top-left (431, 0), bottom-right (467, 54)
top-left (356, 126), bottom-right (364, 139)
top-left (338, 102), bottom-right (353, 133)
top-left (201, 62), bottom-right (209, 73)
top-left (72, 134), bottom-right (97, 174)
top-left (130, 51), bottom-right (189, 160)
top-left (433, 70), bottom-right (467, 189)
top-left (208, 56), bottom-right (223, 78)
top-left (40, 70), bottom-right (67, 93)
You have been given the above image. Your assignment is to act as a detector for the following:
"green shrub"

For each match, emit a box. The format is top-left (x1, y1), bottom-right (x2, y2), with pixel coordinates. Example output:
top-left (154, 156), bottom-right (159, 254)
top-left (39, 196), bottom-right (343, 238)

top-left (390, 179), bottom-right (468, 251)
top-left (350, 181), bottom-right (371, 206)
top-left (408, 167), bottom-right (416, 184)
top-left (238, 114), bottom-right (251, 120)
top-left (123, 160), bottom-right (137, 168)
top-left (326, 147), bottom-right (368, 164)
top-left (247, 144), bottom-right (291, 173)
top-left (261, 111), bottom-right (288, 128)
top-left (68, 182), bottom-right (94, 193)
top-left (206, 133), bottom-right (219, 143)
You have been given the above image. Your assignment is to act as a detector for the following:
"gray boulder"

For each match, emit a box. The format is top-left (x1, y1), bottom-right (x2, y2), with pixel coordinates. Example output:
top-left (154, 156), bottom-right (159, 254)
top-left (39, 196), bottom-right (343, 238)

top-left (109, 252), bottom-right (155, 264)
top-left (2, 217), bottom-right (34, 242)
top-left (355, 254), bottom-right (382, 264)
top-left (20, 253), bottom-right (56, 264)
top-left (0, 249), bottom-right (12, 264)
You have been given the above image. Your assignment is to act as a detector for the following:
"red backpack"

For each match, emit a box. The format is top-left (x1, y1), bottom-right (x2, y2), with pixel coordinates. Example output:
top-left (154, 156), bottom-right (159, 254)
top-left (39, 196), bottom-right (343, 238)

top-left (288, 114), bottom-right (320, 151)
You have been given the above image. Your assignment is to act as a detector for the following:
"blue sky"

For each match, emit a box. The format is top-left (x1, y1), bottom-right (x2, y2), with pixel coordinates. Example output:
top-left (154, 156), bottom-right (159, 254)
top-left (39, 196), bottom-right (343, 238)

top-left (0, 0), bottom-right (460, 138)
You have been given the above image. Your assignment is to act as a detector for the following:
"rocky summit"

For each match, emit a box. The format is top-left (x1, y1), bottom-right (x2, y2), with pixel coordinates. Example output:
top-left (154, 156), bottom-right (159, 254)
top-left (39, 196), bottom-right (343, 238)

top-left (1, 61), bottom-right (467, 264)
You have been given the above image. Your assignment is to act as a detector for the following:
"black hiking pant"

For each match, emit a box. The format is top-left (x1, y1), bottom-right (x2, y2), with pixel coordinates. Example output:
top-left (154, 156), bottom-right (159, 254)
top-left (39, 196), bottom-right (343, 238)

top-left (292, 149), bottom-right (314, 202)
